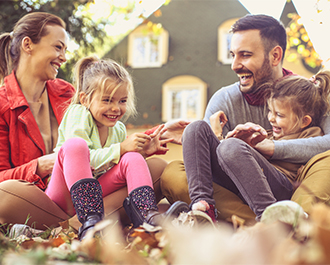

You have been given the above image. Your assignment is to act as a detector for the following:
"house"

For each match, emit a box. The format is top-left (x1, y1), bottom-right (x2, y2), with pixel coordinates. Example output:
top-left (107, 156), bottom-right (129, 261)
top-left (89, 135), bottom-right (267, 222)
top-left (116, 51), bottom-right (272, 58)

top-left (104, 0), bottom-right (307, 128)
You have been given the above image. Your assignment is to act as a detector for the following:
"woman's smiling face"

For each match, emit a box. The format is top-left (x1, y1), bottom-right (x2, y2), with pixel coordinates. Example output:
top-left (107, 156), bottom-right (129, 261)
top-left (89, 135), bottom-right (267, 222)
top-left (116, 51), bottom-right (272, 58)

top-left (29, 24), bottom-right (67, 81)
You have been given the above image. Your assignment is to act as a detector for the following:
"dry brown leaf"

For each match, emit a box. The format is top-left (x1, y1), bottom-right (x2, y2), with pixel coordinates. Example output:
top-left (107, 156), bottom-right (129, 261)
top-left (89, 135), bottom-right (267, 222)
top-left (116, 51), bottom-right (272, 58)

top-left (310, 203), bottom-right (330, 229)
top-left (58, 219), bottom-right (70, 230)
top-left (20, 238), bottom-right (37, 249)
top-left (79, 237), bottom-right (104, 262)
top-left (129, 227), bottom-right (162, 249)
top-left (48, 236), bottom-right (65, 247)
top-left (271, 236), bottom-right (324, 265)
top-left (231, 214), bottom-right (245, 229)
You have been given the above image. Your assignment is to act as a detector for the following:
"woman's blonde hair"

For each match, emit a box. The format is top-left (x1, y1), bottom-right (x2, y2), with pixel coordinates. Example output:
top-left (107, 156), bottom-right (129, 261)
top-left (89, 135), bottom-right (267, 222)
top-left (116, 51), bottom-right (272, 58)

top-left (0, 12), bottom-right (66, 85)
top-left (71, 55), bottom-right (136, 121)
top-left (267, 69), bottom-right (330, 129)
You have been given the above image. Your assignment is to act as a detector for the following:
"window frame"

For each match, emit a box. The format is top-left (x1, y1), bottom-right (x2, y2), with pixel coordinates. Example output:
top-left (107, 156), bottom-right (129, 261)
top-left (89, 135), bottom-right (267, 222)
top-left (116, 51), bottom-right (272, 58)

top-left (218, 18), bottom-right (240, 65)
top-left (128, 25), bottom-right (169, 68)
top-left (162, 76), bottom-right (207, 122)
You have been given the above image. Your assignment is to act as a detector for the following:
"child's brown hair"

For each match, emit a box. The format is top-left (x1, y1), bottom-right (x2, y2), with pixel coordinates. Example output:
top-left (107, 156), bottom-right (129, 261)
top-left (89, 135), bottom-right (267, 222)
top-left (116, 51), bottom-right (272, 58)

top-left (268, 69), bottom-right (330, 129)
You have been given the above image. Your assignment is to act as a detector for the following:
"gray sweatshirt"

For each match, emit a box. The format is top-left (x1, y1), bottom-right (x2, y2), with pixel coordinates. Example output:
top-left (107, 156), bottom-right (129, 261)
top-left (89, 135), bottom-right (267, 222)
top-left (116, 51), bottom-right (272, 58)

top-left (203, 82), bottom-right (330, 164)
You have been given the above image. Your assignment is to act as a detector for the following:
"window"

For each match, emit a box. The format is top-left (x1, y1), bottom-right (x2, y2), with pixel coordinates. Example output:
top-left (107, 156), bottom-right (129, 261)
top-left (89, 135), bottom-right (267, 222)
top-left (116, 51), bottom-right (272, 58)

top-left (128, 24), bottom-right (169, 68)
top-left (218, 18), bottom-right (239, 64)
top-left (162, 76), bottom-right (207, 122)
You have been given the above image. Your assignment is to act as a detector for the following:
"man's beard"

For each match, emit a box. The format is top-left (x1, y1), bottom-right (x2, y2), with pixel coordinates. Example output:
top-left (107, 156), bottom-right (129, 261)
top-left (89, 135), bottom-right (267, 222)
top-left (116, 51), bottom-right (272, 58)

top-left (244, 57), bottom-right (274, 95)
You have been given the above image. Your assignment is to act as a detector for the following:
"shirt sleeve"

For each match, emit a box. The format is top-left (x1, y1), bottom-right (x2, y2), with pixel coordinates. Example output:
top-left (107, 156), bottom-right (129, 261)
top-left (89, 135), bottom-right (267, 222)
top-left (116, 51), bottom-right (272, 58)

top-left (272, 115), bottom-right (330, 163)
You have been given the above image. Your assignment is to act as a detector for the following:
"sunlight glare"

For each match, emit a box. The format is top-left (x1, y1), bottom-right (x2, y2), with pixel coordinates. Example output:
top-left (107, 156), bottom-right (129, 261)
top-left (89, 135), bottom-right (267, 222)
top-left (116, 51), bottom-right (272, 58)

top-left (88, 0), bottom-right (114, 19)
top-left (238, 0), bottom-right (287, 19)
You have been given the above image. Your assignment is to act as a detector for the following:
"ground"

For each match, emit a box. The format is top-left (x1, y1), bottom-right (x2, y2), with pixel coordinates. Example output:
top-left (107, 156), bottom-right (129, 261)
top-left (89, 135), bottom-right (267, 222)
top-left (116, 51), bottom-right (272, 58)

top-left (1, 202), bottom-right (330, 264)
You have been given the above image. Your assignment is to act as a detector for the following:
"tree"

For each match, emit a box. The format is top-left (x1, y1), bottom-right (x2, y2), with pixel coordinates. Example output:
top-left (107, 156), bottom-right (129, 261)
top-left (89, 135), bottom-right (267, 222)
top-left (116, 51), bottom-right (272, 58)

top-left (0, 0), bottom-right (101, 80)
top-left (286, 13), bottom-right (323, 73)
top-left (0, 0), bottom-right (168, 82)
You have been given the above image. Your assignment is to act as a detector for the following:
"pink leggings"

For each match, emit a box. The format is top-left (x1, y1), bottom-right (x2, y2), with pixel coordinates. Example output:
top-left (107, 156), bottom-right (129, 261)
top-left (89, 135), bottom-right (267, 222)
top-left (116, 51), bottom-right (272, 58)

top-left (45, 138), bottom-right (153, 216)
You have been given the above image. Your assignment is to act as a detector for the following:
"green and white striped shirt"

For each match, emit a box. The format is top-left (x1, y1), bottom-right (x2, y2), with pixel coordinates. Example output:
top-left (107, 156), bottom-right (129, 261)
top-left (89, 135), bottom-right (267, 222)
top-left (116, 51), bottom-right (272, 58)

top-left (54, 104), bottom-right (126, 178)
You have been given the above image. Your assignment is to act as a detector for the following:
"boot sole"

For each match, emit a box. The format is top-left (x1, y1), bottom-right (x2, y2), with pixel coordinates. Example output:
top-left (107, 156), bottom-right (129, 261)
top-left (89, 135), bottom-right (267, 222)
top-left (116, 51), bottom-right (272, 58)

top-left (163, 201), bottom-right (190, 224)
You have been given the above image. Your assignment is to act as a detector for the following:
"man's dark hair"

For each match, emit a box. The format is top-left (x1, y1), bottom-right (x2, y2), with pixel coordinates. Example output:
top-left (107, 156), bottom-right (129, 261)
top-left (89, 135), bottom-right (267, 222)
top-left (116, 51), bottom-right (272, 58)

top-left (230, 14), bottom-right (287, 61)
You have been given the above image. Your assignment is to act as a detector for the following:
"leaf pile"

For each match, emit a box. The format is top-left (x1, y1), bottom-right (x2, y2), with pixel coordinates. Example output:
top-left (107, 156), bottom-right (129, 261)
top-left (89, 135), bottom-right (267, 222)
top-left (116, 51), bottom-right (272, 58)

top-left (1, 203), bottom-right (330, 264)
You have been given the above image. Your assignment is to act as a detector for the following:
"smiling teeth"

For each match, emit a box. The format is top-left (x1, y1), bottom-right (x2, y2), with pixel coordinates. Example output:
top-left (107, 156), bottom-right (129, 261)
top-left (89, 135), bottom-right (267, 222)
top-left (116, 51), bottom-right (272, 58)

top-left (52, 63), bottom-right (59, 70)
top-left (238, 73), bottom-right (252, 78)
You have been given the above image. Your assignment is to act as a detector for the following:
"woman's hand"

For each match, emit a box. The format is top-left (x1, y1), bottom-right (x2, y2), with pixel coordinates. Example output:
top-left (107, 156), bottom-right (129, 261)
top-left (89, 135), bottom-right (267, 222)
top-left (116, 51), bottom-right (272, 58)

top-left (120, 133), bottom-right (151, 155)
top-left (161, 120), bottom-right (190, 145)
top-left (210, 111), bottom-right (228, 140)
top-left (226, 122), bottom-right (268, 147)
top-left (143, 124), bottom-right (173, 157)
top-left (36, 153), bottom-right (57, 179)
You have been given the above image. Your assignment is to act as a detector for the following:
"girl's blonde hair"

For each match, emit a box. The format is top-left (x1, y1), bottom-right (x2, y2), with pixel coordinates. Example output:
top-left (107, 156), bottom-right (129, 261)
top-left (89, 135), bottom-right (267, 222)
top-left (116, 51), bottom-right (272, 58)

top-left (267, 69), bottom-right (330, 129)
top-left (71, 55), bottom-right (136, 121)
top-left (0, 12), bottom-right (66, 85)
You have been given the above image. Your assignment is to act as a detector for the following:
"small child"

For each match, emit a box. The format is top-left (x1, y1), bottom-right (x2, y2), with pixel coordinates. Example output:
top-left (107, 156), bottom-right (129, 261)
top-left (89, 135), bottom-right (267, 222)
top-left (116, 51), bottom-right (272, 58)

top-left (192, 70), bottom-right (330, 221)
top-left (45, 55), bottom-right (189, 239)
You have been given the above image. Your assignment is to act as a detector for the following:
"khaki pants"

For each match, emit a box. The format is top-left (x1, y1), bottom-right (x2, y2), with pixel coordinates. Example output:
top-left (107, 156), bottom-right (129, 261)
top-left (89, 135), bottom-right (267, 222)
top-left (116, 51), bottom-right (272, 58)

top-left (292, 149), bottom-right (330, 212)
top-left (0, 157), bottom-right (167, 231)
top-left (161, 150), bottom-right (330, 226)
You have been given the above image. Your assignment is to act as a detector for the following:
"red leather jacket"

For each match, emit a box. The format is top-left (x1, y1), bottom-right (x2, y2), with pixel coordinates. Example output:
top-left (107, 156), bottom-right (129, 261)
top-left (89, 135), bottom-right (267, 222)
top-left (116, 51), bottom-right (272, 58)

top-left (0, 72), bottom-right (75, 189)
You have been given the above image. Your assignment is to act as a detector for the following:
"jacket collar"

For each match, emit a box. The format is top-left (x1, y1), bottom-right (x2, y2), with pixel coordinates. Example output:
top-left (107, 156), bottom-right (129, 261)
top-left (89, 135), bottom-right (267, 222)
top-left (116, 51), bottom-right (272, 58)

top-left (5, 71), bottom-right (29, 110)
top-left (5, 70), bottom-right (70, 112)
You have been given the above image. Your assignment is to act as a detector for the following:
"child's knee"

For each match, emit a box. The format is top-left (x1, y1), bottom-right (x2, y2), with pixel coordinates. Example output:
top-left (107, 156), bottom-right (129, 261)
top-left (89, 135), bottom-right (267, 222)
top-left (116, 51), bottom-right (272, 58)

top-left (60, 138), bottom-right (89, 156)
top-left (65, 137), bottom-right (87, 148)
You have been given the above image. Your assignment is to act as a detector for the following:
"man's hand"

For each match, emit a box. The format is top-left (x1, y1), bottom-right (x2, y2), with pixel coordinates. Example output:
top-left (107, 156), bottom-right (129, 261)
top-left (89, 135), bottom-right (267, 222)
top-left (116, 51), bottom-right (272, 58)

top-left (254, 138), bottom-right (275, 160)
top-left (226, 122), bottom-right (268, 147)
top-left (210, 111), bottom-right (228, 139)
top-left (161, 120), bottom-right (190, 145)
top-left (37, 153), bottom-right (57, 178)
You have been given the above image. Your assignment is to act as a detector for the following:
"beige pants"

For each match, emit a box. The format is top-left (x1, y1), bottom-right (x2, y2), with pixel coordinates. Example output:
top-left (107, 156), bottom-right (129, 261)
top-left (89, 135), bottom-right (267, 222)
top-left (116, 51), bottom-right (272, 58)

top-left (0, 157), bottom-right (167, 231)
top-left (161, 150), bottom-right (330, 226)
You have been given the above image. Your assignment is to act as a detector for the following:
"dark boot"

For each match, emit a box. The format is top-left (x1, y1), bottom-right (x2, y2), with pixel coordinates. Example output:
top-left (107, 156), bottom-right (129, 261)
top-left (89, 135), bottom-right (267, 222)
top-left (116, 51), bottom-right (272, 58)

top-left (70, 178), bottom-right (104, 240)
top-left (123, 185), bottom-right (189, 227)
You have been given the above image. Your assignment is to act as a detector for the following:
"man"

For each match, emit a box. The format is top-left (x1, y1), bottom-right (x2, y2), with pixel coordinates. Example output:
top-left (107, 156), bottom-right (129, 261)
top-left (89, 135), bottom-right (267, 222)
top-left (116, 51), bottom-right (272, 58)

top-left (161, 14), bottom-right (330, 225)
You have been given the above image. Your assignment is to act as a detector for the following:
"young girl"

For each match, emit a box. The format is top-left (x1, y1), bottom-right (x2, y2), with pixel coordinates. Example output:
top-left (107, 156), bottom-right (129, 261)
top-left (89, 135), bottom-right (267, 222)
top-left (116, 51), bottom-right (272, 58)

top-left (45, 55), bottom-right (189, 239)
top-left (191, 70), bottom-right (330, 221)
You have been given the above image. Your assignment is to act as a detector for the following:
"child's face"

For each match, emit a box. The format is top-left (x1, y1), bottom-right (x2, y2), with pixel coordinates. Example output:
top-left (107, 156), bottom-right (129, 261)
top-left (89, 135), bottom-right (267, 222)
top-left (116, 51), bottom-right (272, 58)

top-left (87, 85), bottom-right (128, 129)
top-left (267, 98), bottom-right (300, 139)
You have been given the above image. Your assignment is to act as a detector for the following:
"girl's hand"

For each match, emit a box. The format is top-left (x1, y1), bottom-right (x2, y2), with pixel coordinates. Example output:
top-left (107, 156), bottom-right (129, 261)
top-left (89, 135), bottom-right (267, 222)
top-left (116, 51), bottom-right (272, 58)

top-left (120, 133), bottom-right (151, 156)
top-left (226, 122), bottom-right (268, 147)
top-left (143, 124), bottom-right (173, 157)
top-left (210, 111), bottom-right (228, 140)
top-left (36, 153), bottom-right (57, 179)
top-left (161, 120), bottom-right (190, 145)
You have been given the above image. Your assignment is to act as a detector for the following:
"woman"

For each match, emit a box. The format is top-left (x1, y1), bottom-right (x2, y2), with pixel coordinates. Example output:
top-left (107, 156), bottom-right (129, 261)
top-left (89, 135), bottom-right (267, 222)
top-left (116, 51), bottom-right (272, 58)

top-left (0, 12), bottom-right (172, 231)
